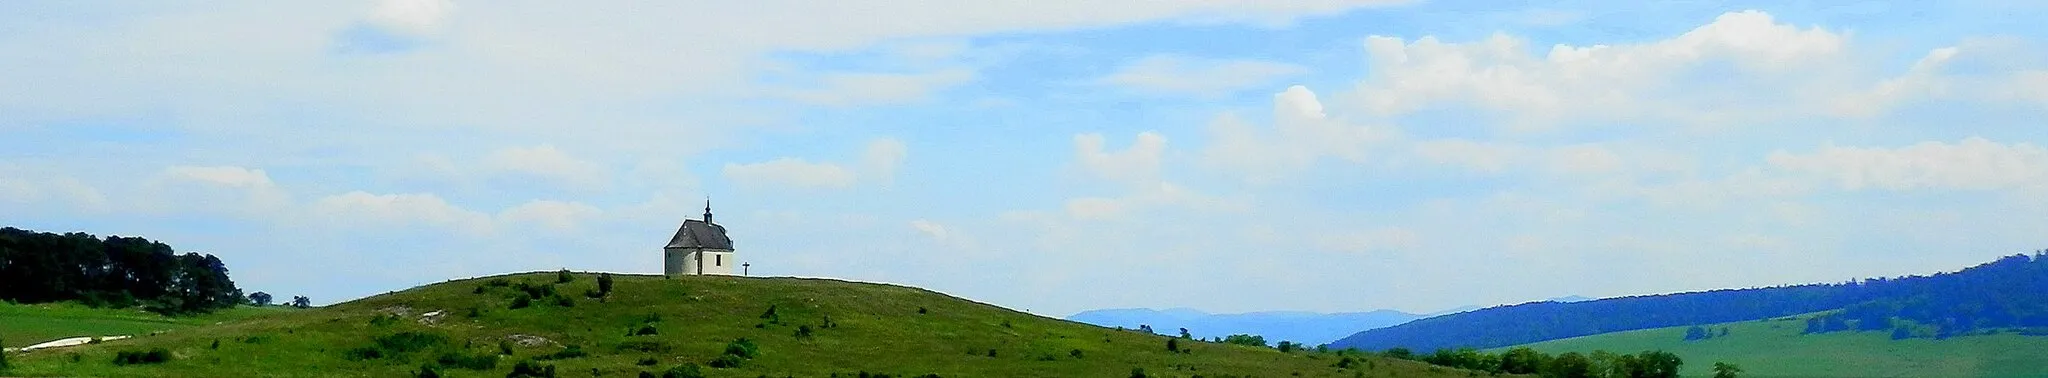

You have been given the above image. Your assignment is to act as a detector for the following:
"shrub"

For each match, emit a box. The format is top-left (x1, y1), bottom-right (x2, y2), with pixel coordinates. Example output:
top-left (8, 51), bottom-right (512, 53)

top-left (553, 295), bottom-right (575, 308)
top-left (628, 325), bottom-right (658, 336)
top-left (637, 357), bottom-right (660, 366)
top-left (344, 347), bottom-right (386, 361)
top-left (1129, 367), bottom-right (1148, 378)
top-left (723, 338), bottom-right (759, 359)
top-left (1167, 338), bottom-right (1180, 352)
top-left (760, 305), bottom-right (781, 324)
top-left (618, 341), bottom-right (671, 353)
top-left (917, 307), bottom-right (927, 315)
top-left (510, 296), bottom-right (532, 309)
top-left (375, 332), bottom-right (449, 354)
top-left (663, 363), bottom-right (705, 378)
top-left (539, 345), bottom-right (588, 360)
top-left (1222, 334), bottom-right (1266, 347)
top-left (639, 372), bottom-right (657, 378)
top-left (598, 273), bottom-right (615, 294)
top-left (112, 348), bottom-right (173, 365)
top-left (414, 363), bottom-right (443, 378)
top-left (486, 278), bottom-right (512, 287)
top-left (1069, 349), bottom-right (1084, 359)
top-left (210, 339), bottom-right (220, 350)
top-left (556, 269), bottom-right (575, 284)
top-left (499, 340), bottom-right (516, 356)
top-left (986, 349), bottom-right (997, 358)
top-left (708, 354), bottom-right (745, 368)
top-left (436, 351), bottom-right (498, 370)
top-left (465, 307), bottom-right (481, 318)
top-left (796, 325), bottom-right (814, 338)
top-left (508, 360), bottom-right (557, 378)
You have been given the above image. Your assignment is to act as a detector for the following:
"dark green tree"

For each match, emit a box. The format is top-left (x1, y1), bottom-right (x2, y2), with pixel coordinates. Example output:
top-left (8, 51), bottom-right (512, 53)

top-left (1712, 362), bottom-right (1743, 378)
top-left (1684, 326), bottom-right (1711, 341)
top-left (597, 273), bottom-right (614, 295)
top-left (1546, 351), bottom-right (1592, 378)
top-left (1499, 347), bottom-right (1545, 374)
top-left (248, 292), bottom-right (273, 306)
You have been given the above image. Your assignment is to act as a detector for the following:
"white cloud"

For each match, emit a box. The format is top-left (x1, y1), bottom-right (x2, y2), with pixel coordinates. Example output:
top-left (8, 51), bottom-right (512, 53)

top-left (1074, 131), bottom-right (1168, 184)
top-left (367, 0), bottom-right (456, 36)
top-left (1203, 85), bottom-right (1396, 182)
top-left (0, 174), bottom-right (110, 213)
top-left (861, 138), bottom-right (910, 185)
top-left (1351, 10), bottom-right (1850, 128)
top-left (780, 68), bottom-right (977, 106)
top-left (309, 191), bottom-right (494, 235)
top-left (1315, 227), bottom-right (1421, 254)
top-left (723, 138), bottom-right (909, 190)
top-left (498, 200), bottom-right (603, 232)
top-left (1768, 137), bottom-right (2048, 191)
top-left (1061, 182), bottom-right (1244, 221)
top-left (723, 158), bottom-right (860, 189)
top-left (151, 165), bottom-right (292, 216)
top-left (1098, 55), bottom-right (1307, 96)
top-left (482, 145), bottom-right (610, 191)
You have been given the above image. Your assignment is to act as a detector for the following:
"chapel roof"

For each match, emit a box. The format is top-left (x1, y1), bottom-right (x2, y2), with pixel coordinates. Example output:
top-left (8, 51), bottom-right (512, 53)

top-left (665, 219), bottom-right (733, 250)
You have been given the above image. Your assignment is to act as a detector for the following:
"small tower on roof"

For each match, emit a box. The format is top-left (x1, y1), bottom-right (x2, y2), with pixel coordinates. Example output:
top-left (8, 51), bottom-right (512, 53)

top-left (662, 198), bottom-right (735, 277)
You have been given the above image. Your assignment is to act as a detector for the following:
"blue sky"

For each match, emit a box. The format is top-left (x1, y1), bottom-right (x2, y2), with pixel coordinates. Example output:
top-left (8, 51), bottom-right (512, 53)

top-left (4, 0), bottom-right (2047, 317)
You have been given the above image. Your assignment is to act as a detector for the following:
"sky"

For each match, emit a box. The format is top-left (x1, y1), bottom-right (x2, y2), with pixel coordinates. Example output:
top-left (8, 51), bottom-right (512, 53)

top-left (4, 0), bottom-right (2047, 317)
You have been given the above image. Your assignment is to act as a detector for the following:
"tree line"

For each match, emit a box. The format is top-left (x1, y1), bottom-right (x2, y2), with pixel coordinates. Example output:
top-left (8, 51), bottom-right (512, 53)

top-left (1333, 250), bottom-right (2048, 351)
top-left (0, 227), bottom-right (244, 315)
top-left (1377, 346), bottom-right (1713, 378)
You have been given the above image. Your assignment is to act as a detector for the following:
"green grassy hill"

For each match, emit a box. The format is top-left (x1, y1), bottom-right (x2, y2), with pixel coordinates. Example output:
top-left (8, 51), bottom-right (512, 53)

top-left (1, 302), bottom-right (285, 348)
top-left (1497, 313), bottom-right (2048, 377)
top-left (5, 272), bottom-right (1466, 377)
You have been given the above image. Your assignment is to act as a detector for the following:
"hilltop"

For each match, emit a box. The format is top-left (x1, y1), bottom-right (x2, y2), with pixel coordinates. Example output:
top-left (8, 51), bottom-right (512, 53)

top-left (1067, 308), bottom-right (1424, 346)
top-left (4, 272), bottom-right (1468, 377)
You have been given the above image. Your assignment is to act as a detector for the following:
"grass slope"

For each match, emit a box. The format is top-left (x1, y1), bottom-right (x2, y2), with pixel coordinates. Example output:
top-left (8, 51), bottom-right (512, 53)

top-left (1, 302), bottom-right (284, 348)
top-left (1498, 313), bottom-right (2048, 377)
top-left (7, 272), bottom-right (1465, 377)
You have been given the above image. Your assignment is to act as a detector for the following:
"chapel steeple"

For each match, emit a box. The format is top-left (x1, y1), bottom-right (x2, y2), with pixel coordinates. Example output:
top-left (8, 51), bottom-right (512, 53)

top-left (703, 198), bottom-right (714, 224)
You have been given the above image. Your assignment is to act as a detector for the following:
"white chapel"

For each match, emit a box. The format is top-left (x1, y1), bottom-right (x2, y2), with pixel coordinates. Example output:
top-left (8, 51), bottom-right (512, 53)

top-left (663, 201), bottom-right (736, 277)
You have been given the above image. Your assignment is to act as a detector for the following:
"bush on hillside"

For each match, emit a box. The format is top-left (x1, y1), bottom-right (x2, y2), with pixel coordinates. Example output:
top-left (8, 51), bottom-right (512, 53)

top-left (723, 338), bottom-right (759, 359)
top-left (556, 269), bottom-right (575, 284)
top-left (435, 351), bottom-right (498, 370)
top-left (707, 354), bottom-right (745, 368)
top-left (507, 360), bottom-right (556, 378)
top-left (414, 363), bottom-right (441, 378)
top-left (662, 363), bottom-right (705, 378)
top-left (630, 324), bottom-right (660, 336)
top-left (1222, 334), bottom-right (1266, 347)
top-left (598, 273), bottom-right (614, 295)
top-left (539, 345), bottom-right (588, 360)
top-left (510, 296), bottom-right (532, 309)
top-left (637, 357), bottom-right (660, 366)
top-left (112, 348), bottom-right (172, 366)
top-left (553, 295), bottom-right (575, 308)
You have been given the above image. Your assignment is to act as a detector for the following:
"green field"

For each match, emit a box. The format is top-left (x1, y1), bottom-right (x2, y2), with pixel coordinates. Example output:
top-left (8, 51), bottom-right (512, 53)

top-left (1, 302), bottom-right (285, 348)
top-left (1498, 313), bottom-right (2048, 377)
top-left (3, 272), bottom-right (1473, 377)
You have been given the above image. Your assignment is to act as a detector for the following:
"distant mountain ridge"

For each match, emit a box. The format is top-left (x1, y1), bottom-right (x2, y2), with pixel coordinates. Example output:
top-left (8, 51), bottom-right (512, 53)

top-left (1066, 307), bottom-right (1428, 345)
top-left (1331, 252), bottom-right (2048, 352)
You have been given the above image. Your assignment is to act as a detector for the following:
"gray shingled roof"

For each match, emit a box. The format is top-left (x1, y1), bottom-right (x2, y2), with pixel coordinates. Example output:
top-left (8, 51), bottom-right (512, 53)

top-left (664, 219), bottom-right (733, 250)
